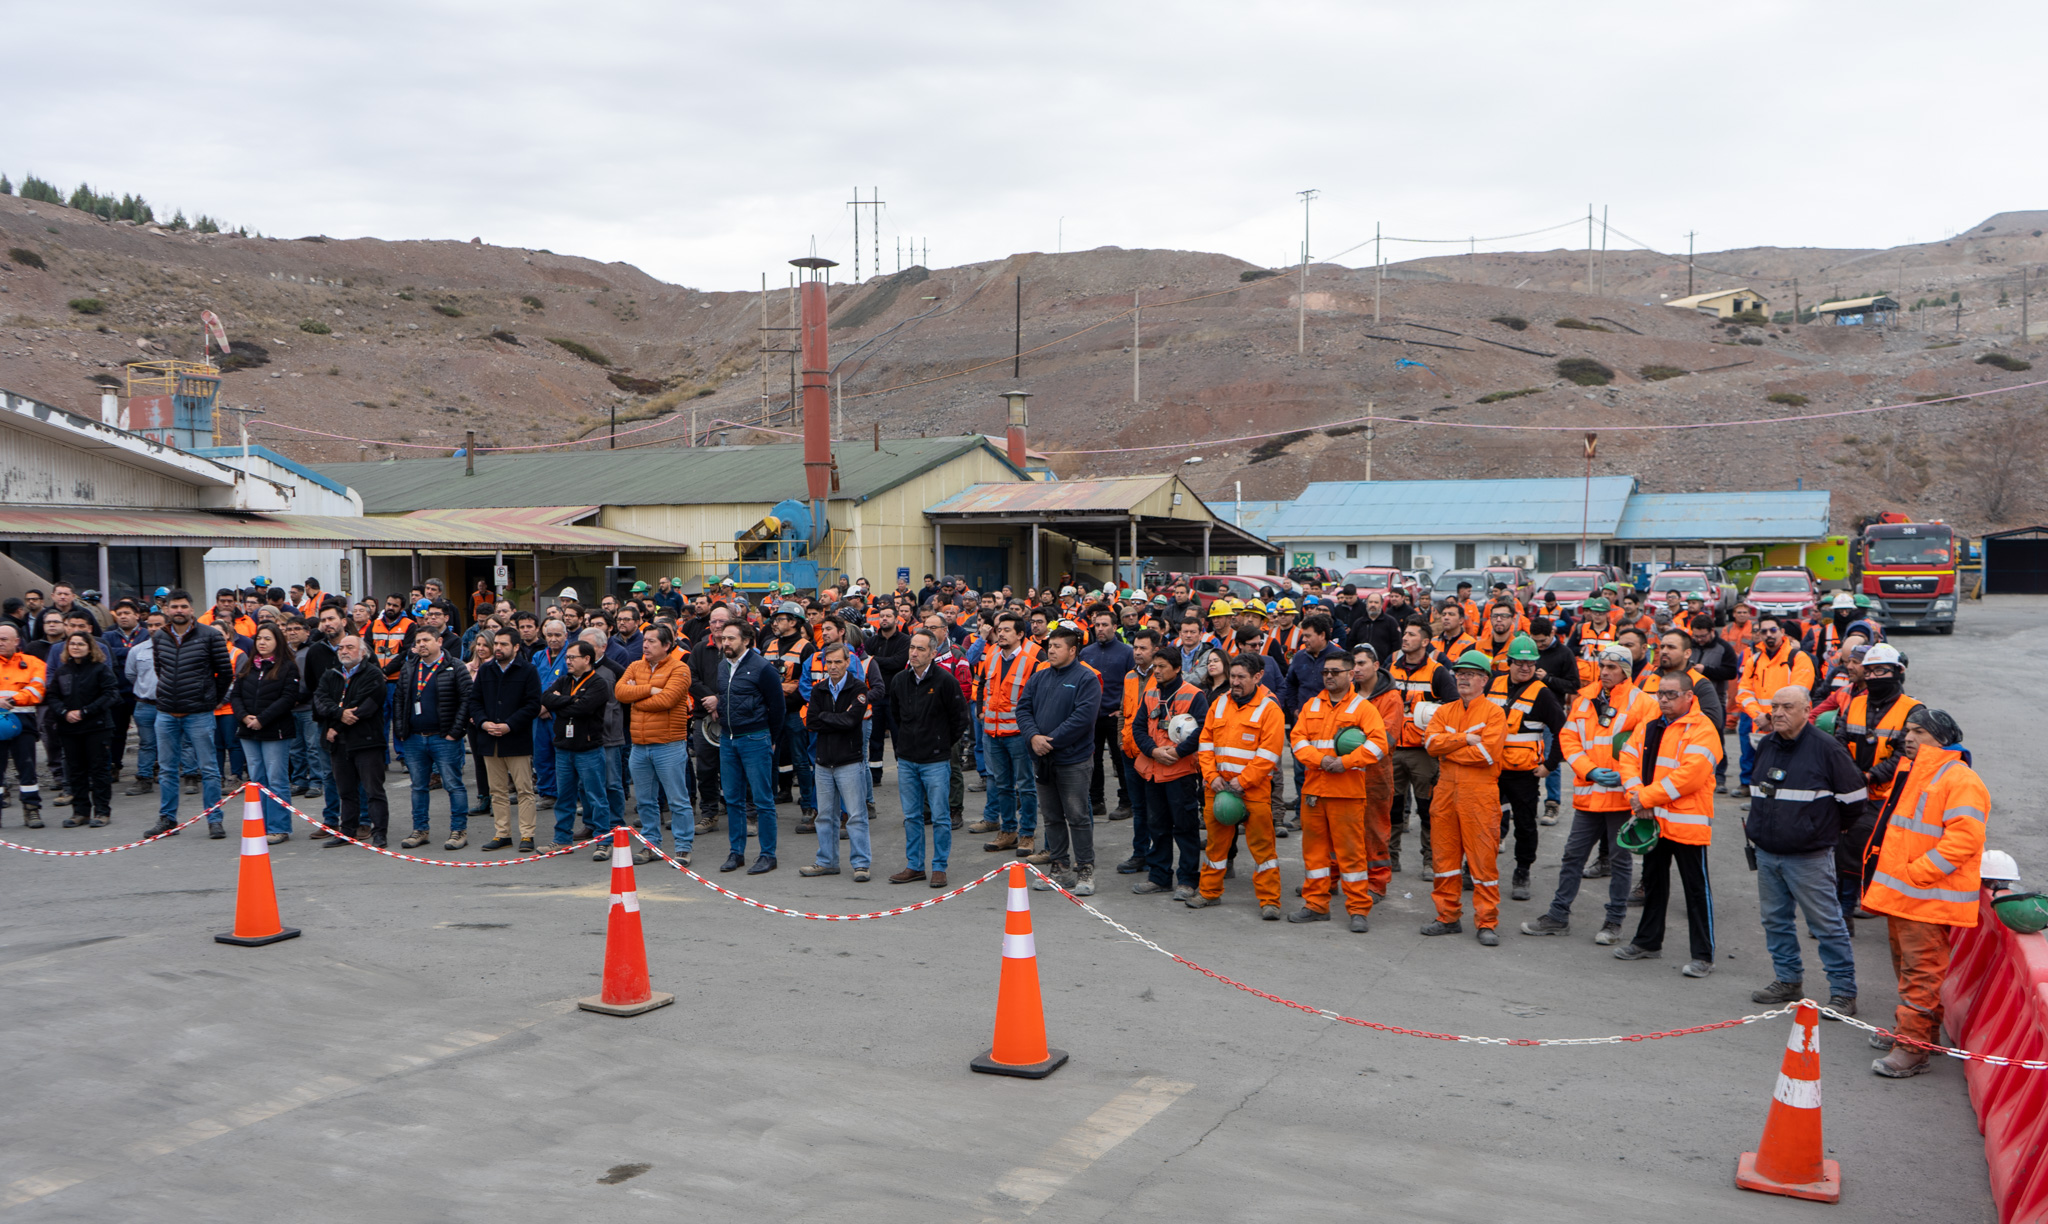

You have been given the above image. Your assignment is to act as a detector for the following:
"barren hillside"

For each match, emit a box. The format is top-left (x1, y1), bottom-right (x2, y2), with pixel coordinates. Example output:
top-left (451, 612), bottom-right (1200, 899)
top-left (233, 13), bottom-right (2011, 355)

top-left (3, 192), bottom-right (2043, 535)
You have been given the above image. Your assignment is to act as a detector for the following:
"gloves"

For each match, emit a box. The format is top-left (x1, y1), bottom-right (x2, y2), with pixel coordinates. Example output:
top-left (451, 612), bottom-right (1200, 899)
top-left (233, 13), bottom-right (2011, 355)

top-left (1589, 768), bottom-right (1622, 788)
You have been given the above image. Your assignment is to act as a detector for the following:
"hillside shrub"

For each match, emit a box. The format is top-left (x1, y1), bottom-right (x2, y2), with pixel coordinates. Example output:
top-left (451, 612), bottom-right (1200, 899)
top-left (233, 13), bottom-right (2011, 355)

top-left (68, 297), bottom-right (104, 315)
top-left (1767, 392), bottom-right (1808, 406)
top-left (608, 372), bottom-right (663, 394)
top-left (1977, 352), bottom-right (2033, 372)
top-left (1729, 309), bottom-right (1768, 325)
top-left (1555, 358), bottom-right (1613, 386)
top-left (1248, 430), bottom-right (1309, 463)
top-left (432, 303), bottom-right (463, 318)
top-left (1490, 315), bottom-right (1528, 331)
top-left (548, 337), bottom-right (612, 366)
top-left (1476, 387), bottom-right (1541, 404)
top-left (489, 329), bottom-right (521, 346)
top-left (1239, 268), bottom-right (1279, 282)
top-left (1555, 318), bottom-right (1609, 332)
top-left (520, 294), bottom-right (544, 309)
top-left (1639, 364), bottom-right (1687, 381)
top-left (299, 318), bottom-right (331, 334)
top-left (7, 247), bottom-right (45, 270)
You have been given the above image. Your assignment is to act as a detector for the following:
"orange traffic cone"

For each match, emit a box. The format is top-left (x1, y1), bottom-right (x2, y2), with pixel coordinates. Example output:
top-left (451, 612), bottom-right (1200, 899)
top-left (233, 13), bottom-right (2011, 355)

top-left (971, 863), bottom-right (1068, 1079)
top-left (578, 828), bottom-right (674, 1016)
top-left (1736, 1000), bottom-right (1842, 1202)
top-left (215, 782), bottom-right (301, 946)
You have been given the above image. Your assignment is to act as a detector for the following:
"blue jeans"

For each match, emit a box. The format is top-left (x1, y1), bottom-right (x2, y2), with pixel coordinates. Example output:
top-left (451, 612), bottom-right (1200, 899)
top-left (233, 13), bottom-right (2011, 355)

top-left (155, 710), bottom-right (220, 821)
top-left (899, 758), bottom-right (952, 872)
top-left (215, 713), bottom-right (246, 779)
top-left (629, 739), bottom-right (695, 853)
top-left (779, 711), bottom-right (816, 810)
top-left (720, 729), bottom-right (776, 857)
top-left (1541, 729), bottom-right (1561, 804)
top-left (1737, 713), bottom-right (1757, 786)
top-left (983, 732), bottom-right (1038, 836)
top-left (286, 712), bottom-right (310, 790)
top-left (596, 745), bottom-right (627, 831)
top-left (133, 699), bottom-right (159, 780)
top-left (399, 734), bottom-right (471, 832)
top-left (1755, 847), bottom-right (1858, 998)
top-left (532, 715), bottom-right (556, 798)
top-left (972, 714), bottom-right (988, 776)
top-left (240, 737), bottom-right (293, 834)
top-left (554, 747), bottom-right (612, 843)
top-left (813, 761), bottom-right (871, 870)
top-left (1120, 753), bottom-right (1151, 863)
top-left (297, 708), bottom-right (339, 823)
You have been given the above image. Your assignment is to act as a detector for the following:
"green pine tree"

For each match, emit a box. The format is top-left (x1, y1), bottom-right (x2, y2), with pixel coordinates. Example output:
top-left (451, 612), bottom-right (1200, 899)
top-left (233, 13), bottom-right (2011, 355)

top-left (0, 174), bottom-right (12, 195)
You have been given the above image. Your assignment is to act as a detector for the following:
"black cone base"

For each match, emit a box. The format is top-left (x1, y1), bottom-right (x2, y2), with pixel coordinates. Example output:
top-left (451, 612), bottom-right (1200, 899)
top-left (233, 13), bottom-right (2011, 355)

top-left (971, 1047), bottom-right (1069, 1079)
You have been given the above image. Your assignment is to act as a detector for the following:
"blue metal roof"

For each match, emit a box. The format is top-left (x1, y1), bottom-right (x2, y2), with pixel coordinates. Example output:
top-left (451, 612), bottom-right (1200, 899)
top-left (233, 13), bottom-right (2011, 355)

top-left (1613, 490), bottom-right (1831, 543)
top-left (1220, 499), bottom-right (1289, 541)
top-left (1264, 478), bottom-right (1638, 541)
top-left (190, 445), bottom-right (352, 498)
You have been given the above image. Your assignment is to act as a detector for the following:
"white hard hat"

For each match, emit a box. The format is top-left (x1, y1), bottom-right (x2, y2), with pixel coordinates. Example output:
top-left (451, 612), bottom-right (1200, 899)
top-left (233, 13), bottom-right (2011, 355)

top-left (1831, 592), bottom-right (1857, 610)
top-left (1167, 713), bottom-right (1200, 743)
top-left (1863, 643), bottom-right (1904, 669)
top-left (1060, 585), bottom-right (1076, 597)
top-left (1981, 849), bottom-right (2020, 886)
top-left (1411, 700), bottom-right (1442, 729)
top-left (558, 586), bottom-right (578, 601)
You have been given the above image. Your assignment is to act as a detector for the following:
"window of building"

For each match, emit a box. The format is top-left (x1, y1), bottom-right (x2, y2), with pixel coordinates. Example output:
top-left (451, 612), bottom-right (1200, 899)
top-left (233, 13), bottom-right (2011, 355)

top-left (1391, 543), bottom-right (1412, 570)
top-left (1344, 544), bottom-right (1358, 559)
top-left (1454, 543), bottom-right (1476, 569)
top-left (1536, 542), bottom-right (1576, 572)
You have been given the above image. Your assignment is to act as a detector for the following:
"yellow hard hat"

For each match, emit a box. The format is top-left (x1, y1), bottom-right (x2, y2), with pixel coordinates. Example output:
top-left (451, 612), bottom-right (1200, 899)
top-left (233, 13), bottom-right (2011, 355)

top-left (1275, 597), bottom-right (1298, 613)
top-left (1207, 598), bottom-right (1236, 619)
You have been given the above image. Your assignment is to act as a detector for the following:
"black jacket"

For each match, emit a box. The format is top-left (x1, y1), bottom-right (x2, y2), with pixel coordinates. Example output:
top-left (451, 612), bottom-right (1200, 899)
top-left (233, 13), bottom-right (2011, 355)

top-left (540, 666), bottom-right (612, 753)
top-left (1530, 638), bottom-right (1581, 709)
top-left (1744, 724), bottom-right (1869, 856)
top-left (470, 659), bottom-right (542, 757)
top-left (865, 627), bottom-right (912, 693)
top-left (807, 671), bottom-right (869, 768)
top-left (888, 662), bottom-right (970, 765)
top-left (229, 656), bottom-right (301, 741)
top-left (151, 622), bottom-right (235, 715)
top-left (1690, 636), bottom-right (1741, 687)
top-left (296, 638), bottom-right (339, 712)
top-left (393, 652), bottom-right (473, 740)
top-left (717, 648), bottom-right (786, 737)
top-left (1345, 611), bottom-right (1401, 666)
top-left (46, 657), bottom-right (118, 735)
top-left (314, 661), bottom-right (386, 753)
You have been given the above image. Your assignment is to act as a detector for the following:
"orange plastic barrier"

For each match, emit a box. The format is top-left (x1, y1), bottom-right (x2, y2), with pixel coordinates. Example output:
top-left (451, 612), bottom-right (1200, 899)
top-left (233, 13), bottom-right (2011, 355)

top-left (1940, 893), bottom-right (2048, 1223)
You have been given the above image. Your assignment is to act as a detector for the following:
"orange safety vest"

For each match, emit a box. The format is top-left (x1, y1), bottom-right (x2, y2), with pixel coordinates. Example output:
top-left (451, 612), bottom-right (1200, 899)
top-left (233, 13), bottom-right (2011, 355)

top-left (199, 607), bottom-right (256, 640)
top-left (1560, 679), bottom-right (1659, 812)
top-left (0, 650), bottom-right (48, 708)
top-left (1841, 691), bottom-right (1922, 804)
top-left (214, 643), bottom-right (244, 717)
top-left (1120, 670), bottom-right (1151, 770)
top-left (1736, 639), bottom-right (1815, 720)
top-left (298, 597), bottom-right (323, 620)
top-left (1434, 631), bottom-right (1477, 665)
top-left (1142, 678), bottom-right (1204, 782)
top-left (1290, 689), bottom-right (1388, 799)
top-left (1619, 705), bottom-right (1722, 844)
top-left (1486, 674), bottom-right (1549, 772)
top-left (1198, 686), bottom-right (1284, 797)
top-left (1478, 632), bottom-right (1520, 674)
top-left (1387, 653), bottom-right (1446, 749)
top-left (1864, 747), bottom-right (1990, 927)
top-left (371, 614), bottom-right (415, 669)
top-left (980, 640), bottom-right (1041, 737)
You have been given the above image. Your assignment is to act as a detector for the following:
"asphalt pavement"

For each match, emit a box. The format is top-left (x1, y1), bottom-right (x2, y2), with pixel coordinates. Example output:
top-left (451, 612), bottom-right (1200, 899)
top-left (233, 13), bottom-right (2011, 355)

top-left (5, 603), bottom-right (2035, 1222)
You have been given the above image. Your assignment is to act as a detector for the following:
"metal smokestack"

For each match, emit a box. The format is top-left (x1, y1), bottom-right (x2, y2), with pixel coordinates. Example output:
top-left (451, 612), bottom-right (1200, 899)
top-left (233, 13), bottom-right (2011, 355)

top-left (1000, 390), bottom-right (1032, 472)
top-left (791, 255), bottom-right (838, 552)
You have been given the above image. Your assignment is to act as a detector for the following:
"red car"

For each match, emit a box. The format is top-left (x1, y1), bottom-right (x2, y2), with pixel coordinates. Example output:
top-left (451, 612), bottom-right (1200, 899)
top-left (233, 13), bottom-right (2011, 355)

top-left (1743, 568), bottom-right (1820, 624)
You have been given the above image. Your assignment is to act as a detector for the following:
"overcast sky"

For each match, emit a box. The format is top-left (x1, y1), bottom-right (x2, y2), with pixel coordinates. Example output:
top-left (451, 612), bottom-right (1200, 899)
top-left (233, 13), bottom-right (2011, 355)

top-left (6, 1), bottom-right (2040, 290)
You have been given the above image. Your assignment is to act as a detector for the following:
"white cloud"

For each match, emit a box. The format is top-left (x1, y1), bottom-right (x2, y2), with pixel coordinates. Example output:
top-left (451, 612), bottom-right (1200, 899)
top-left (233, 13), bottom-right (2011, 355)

top-left (5, 0), bottom-right (2040, 288)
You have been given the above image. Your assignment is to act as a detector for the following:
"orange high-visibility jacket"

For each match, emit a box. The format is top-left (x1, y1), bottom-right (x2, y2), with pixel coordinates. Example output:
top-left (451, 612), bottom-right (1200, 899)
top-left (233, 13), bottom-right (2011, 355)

top-left (1199, 685), bottom-right (1284, 798)
top-left (1433, 631), bottom-right (1477, 667)
top-left (371, 614), bottom-right (415, 670)
top-left (199, 607), bottom-right (257, 640)
top-left (1864, 747), bottom-right (1989, 927)
top-left (1560, 679), bottom-right (1660, 812)
top-left (980, 640), bottom-right (1041, 737)
top-left (1291, 689), bottom-right (1388, 800)
top-left (1619, 704), bottom-right (1723, 844)
top-left (1486, 674), bottom-right (1550, 772)
top-left (0, 650), bottom-right (47, 708)
top-left (1120, 670), bottom-right (1150, 764)
top-left (1736, 639), bottom-right (1815, 721)
top-left (1142, 678), bottom-right (1205, 782)
top-left (1421, 694), bottom-right (1506, 781)
top-left (1841, 690), bottom-right (1922, 805)
top-left (1387, 653), bottom-right (1448, 749)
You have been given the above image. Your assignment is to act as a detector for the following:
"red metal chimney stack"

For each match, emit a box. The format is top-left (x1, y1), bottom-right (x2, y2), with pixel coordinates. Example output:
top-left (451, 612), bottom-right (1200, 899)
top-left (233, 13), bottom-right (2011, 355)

top-left (792, 256), bottom-right (838, 550)
top-left (1000, 390), bottom-right (1032, 473)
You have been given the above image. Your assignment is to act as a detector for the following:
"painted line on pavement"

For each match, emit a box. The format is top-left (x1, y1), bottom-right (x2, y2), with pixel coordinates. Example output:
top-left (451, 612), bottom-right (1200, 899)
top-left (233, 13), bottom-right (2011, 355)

top-left (985, 1076), bottom-right (1194, 1214)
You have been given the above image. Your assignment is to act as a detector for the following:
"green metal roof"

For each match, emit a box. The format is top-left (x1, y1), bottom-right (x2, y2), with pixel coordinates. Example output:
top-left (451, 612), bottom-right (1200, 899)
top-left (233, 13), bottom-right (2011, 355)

top-left (315, 436), bottom-right (1023, 514)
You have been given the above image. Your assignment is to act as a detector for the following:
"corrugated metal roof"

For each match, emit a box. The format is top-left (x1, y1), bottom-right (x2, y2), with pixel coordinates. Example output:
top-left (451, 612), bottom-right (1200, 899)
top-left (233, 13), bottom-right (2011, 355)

top-left (1814, 296), bottom-right (1895, 313)
top-left (315, 436), bottom-right (1021, 514)
top-left (402, 506), bottom-right (600, 528)
top-left (0, 507), bottom-right (674, 550)
top-left (188, 445), bottom-right (351, 497)
top-left (1264, 478), bottom-right (1638, 540)
top-left (1664, 288), bottom-right (1763, 308)
top-left (1613, 491), bottom-right (1831, 543)
top-left (1220, 499), bottom-right (1290, 540)
top-left (925, 476), bottom-right (1174, 515)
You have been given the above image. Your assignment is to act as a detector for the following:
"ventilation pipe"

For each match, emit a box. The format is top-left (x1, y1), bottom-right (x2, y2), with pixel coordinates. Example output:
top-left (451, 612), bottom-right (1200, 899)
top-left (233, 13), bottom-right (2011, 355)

top-left (1000, 390), bottom-right (1032, 472)
top-left (792, 255), bottom-right (838, 553)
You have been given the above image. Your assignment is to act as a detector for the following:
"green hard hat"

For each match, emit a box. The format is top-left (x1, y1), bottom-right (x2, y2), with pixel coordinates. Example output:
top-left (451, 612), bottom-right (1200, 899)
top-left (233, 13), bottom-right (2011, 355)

top-left (630, 580), bottom-right (650, 593)
top-left (1853, 593), bottom-right (1873, 608)
top-left (1334, 726), bottom-right (1368, 756)
top-left (1506, 634), bottom-right (1540, 662)
top-left (1993, 892), bottom-right (2048, 935)
top-left (1815, 711), bottom-right (1838, 734)
top-left (1616, 815), bottom-right (1660, 855)
top-left (1581, 597), bottom-right (1611, 613)
top-left (1452, 649), bottom-right (1495, 673)
top-left (779, 582), bottom-right (795, 596)
top-left (1212, 790), bottom-right (1249, 825)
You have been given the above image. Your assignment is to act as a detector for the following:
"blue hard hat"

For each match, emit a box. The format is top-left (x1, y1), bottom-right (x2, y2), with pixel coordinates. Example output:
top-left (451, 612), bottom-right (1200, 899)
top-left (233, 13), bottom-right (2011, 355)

top-left (413, 598), bottom-right (432, 615)
top-left (252, 575), bottom-right (270, 587)
top-left (0, 711), bottom-right (19, 743)
top-left (153, 586), bottom-right (170, 598)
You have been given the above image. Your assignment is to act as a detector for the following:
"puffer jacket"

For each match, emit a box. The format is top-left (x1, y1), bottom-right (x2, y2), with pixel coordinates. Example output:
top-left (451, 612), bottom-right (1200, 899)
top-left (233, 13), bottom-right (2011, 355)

top-left (46, 657), bottom-right (118, 735)
top-left (228, 656), bottom-right (302, 741)
top-left (616, 652), bottom-right (692, 745)
top-left (392, 652), bottom-right (473, 740)
top-left (541, 666), bottom-right (613, 753)
top-left (151, 622), bottom-right (235, 715)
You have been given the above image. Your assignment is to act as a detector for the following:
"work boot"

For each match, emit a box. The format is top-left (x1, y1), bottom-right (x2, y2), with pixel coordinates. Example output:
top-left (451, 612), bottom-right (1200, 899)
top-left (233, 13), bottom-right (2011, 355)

top-left (146, 817), bottom-right (178, 838)
top-left (1349, 913), bottom-right (1370, 934)
top-left (1682, 961), bottom-right (1713, 978)
top-left (1184, 893), bottom-right (1220, 909)
top-left (1131, 880), bottom-right (1170, 895)
top-left (1287, 906), bottom-right (1331, 923)
top-left (183, 776), bottom-right (199, 795)
top-left (1594, 922), bottom-right (1622, 945)
top-left (1750, 980), bottom-right (1804, 1005)
top-left (1419, 919), bottom-right (1463, 936)
top-left (984, 831), bottom-right (1018, 853)
top-left (1872, 1048), bottom-right (1933, 1078)
top-left (695, 811), bottom-right (718, 834)
top-left (1273, 821), bottom-right (1290, 840)
top-left (1585, 857), bottom-right (1610, 879)
top-left (966, 819), bottom-right (999, 834)
top-left (62, 812), bottom-right (89, 828)
top-left (1260, 905), bottom-right (1281, 920)
top-left (1172, 884), bottom-right (1197, 902)
top-left (1540, 800), bottom-right (1559, 825)
top-left (400, 830), bottom-right (431, 849)
top-left (1869, 1031), bottom-right (1896, 1052)
top-left (1826, 994), bottom-right (1857, 1019)
top-left (1520, 914), bottom-right (1569, 936)
top-left (795, 809), bottom-right (816, 835)
top-left (966, 773), bottom-right (986, 792)
top-left (23, 804), bottom-right (43, 829)
top-left (1023, 848), bottom-right (1054, 866)
top-left (1091, 800), bottom-right (1108, 817)
top-left (1109, 803), bottom-right (1132, 821)
top-left (1627, 883), bottom-right (1646, 906)
top-left (1389, 849), bottom-right (1403, 874)
top-left (950, 814), bottom-right (963, 830)
top-left (1072, 866), bottom-right (1095, 897)
top-left (596, 844), bottom-right (614, 862)
top-left (1476, 928), bottom-right (1499, 946)
top-left (124, 776), bottom-right (154, 796)
top-left (444, 830), bottom-right (468, 851)
top-left (1462, 868), bottom-right (1473, 892)
top-left (1613, 943), bottom-right (1661, 961)
top-left (1510, 868), bottom-right (1531, 901)
top-left (1115, 855), bottom-right (1145, 874)
top-left (1013, 836), bottom-right (1036, 858)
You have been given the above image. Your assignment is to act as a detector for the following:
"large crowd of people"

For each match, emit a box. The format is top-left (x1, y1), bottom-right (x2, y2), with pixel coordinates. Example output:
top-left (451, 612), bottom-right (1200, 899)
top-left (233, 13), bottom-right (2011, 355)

top-left (0, 566), bottom-right (1989, 1078)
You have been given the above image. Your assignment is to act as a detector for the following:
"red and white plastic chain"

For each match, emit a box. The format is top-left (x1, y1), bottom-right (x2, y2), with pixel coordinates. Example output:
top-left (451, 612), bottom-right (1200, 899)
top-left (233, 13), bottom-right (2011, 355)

top-left (262, 786), bottom-right (607, 867)
top-left (629, 830), bottom-right (1008, 919)
top-left (1816, 1004), bottom-right (2048, 1070)
top-left (0, 797), bottom-right (225, 855)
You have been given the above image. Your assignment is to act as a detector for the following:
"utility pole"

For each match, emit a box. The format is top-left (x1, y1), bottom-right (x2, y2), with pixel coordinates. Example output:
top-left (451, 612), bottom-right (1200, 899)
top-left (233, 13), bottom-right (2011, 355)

top-left (1132, 289), bottom-right (1141, 403)
top-left (1586, 205), bottom-right (1594, 291)
top-left (1364, 411), bottom-right (1374, 482)
top-left (1013, 276), bottom-right (1023, 378)
top-left (1297, 188), bottom-right (1318, 354)
top-left (2024, 267), bottom-right (2031, 343)
top-left (1793, 277), bottom-right (1801, 327)
top-left (1580, 432), bottom-right (1598, 564)
top-left (1599, 205), bottom-right (1609, 296)
top-left (1373, 222), bottom-right (1382, 324)
top-left (467, 429), bottom-right (475, 472)
top-left (1686, 231), bottom-right (1696, 296)
top-left (845, 187), bottom-right (885, 282)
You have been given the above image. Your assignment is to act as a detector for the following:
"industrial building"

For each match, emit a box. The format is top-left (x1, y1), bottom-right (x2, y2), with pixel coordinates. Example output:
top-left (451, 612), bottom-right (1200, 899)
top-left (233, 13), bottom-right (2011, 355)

top-left (1663, 288), bottom-right (1772, 319)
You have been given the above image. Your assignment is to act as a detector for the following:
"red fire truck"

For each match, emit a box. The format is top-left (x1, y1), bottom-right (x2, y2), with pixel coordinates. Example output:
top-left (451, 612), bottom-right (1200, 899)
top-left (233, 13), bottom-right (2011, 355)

top-left (1857, 517), bottom-right (1958, 634)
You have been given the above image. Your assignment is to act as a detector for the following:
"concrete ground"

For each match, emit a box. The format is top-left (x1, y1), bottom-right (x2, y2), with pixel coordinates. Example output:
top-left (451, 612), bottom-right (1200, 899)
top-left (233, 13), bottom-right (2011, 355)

top-left (6, 602), bottom-right (2035, 1222)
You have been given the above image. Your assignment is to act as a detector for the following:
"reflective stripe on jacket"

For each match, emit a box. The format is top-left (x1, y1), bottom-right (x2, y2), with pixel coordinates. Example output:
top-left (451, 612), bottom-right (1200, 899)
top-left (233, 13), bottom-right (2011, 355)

top-left (1620, 706), bottom-right (1722, 845)
top-left (1422, 694), bottom-right (1507, 781)
top-left (1291, 689), bottom-right (1388, 799)
top-left (1863, 747), bottom-right (1989, 927)
top-left (1559, 680), bottom-right (1659, 812)
top-left (1840, 690), bottom-right (1921, 805)
top-left (980, 640), bottom-right (1041, 737)
top-left (1198, 687), bottom-right (1284, 797)
top-left (1486, 675), bottom-right (1549, 771)
top-left (1736, 639), bottom-right (1815, 720)
top-left (1138, 678), bottom-right (1205, 782)
top-left (1387, 654), bottom-right (1450, 749)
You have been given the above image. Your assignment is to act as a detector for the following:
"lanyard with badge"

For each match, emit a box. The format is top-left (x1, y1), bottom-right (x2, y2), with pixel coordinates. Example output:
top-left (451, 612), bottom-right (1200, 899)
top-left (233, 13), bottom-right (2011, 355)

top-left (559, 669), bottom-right (595, 739)
top-left (413, 658), bottom-right (441, 717)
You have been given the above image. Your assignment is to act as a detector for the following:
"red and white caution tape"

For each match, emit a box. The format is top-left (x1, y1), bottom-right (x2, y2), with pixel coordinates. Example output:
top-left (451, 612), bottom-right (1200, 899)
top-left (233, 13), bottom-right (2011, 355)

top-left (0, 799), bottom-right (224, 855)
top-left (265, 787), bottom-right (606, 867)
top-left (629, 830), bottom-right (1008, 919)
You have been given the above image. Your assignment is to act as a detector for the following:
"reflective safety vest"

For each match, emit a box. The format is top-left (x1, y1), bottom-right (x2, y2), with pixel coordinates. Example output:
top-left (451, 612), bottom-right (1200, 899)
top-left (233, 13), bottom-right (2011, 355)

top-left (1479, 632), bottom-right (1520, 674)
top-left (763, 634), bottom-right (812, 711)
top-left (1486, 675), bottom-right (1549, 771)
top-left (1143, 678), bottom-right (1204, 782)
top-left (1737, 639), bottom-right (1815, 720)
top-left (1864, 747), bottom-right (1989, 927)
top-left (1198, 686), bottom-right (1284, 798)
top-left (371, 614), bottom-right (415, 670)
top-left (1842, 690), bottom-right (1921, 804)
top-left (214, 643), bottom-right (245, 717)
top-left (1120, 671), bottom-right (1152, 770)
top-left (1422, 695), bottom-right (1507, 780)
top-left (1560, 679), bottom-right (1660, 812)
top-left (1434, 631), bottom-right (1477, 666)
top-left (0, 649), bottom-right (47, 708)
top-left (1619, 706), bottom-right (1722, 845)
top-left (1290, 688), bottom-right (1387, 799)
top-left (200, 607), bottom-right (257, 641)
top-left (980, 640), bottom-right (1041, 737)
top-left (1387, 653), bottom-right (1446, 749)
